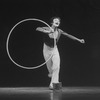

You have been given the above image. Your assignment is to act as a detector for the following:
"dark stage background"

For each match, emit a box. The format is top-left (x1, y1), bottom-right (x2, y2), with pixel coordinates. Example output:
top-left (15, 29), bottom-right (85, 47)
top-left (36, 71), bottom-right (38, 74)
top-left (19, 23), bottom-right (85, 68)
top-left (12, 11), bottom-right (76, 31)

top-left (0, 0), bottom-right (100, 87)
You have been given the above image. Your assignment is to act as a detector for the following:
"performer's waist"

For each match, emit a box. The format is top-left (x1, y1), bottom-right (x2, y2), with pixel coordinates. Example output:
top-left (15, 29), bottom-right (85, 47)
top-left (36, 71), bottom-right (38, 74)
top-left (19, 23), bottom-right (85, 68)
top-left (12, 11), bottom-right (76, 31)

top-left (43, 43), bottom-right (57, 51)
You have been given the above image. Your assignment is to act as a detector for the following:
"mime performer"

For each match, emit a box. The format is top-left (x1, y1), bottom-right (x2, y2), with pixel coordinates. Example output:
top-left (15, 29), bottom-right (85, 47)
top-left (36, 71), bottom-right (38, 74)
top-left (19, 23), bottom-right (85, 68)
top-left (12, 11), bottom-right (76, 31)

top-left (36, 17), bottom-right (85, 90)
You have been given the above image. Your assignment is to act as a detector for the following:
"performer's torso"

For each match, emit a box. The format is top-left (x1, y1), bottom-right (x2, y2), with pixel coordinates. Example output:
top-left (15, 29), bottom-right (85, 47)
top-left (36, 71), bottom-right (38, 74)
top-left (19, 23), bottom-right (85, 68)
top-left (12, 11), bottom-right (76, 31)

top-left (43, 28), bottom-right (61, 48)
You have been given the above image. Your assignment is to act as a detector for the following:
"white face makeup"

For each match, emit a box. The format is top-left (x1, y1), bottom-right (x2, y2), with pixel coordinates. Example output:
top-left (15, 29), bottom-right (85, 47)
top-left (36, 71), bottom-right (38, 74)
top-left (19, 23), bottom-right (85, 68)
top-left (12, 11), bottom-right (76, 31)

top-left (52, 18), bottom-right (60, 27)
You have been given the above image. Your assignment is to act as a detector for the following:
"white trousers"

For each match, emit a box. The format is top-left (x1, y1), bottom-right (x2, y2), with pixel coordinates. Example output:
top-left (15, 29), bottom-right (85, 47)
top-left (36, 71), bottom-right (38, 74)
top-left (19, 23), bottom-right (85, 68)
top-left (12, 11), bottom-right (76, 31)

top-left (43, 44), bottom-right (60, 87)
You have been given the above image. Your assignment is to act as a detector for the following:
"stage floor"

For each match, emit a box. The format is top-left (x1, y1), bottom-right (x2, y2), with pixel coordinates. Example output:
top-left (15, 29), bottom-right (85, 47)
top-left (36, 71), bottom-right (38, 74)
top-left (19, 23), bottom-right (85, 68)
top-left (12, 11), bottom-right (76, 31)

top-left (0, 87), bottom-right (100, 100)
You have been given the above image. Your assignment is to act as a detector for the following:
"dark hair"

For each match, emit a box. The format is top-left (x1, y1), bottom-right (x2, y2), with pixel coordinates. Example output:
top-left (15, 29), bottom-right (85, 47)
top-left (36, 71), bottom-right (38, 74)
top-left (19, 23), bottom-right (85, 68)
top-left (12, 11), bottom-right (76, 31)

top-left (50, 16), bottom-right (61, 25)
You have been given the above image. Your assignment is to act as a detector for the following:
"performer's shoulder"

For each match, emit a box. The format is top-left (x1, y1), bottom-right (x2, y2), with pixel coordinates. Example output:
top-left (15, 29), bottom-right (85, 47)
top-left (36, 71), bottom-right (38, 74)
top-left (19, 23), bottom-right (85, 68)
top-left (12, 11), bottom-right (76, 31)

top-left (58, 28), bottom-right (63, 33)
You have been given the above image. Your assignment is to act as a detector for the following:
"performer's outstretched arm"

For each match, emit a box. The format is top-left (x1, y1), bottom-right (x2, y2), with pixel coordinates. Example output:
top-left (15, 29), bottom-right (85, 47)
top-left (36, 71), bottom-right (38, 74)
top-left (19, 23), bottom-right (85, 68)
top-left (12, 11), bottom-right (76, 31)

top-left (59, 29), bottom-right (85, 43)
top-left (36, 27), bottom-right (52, 33)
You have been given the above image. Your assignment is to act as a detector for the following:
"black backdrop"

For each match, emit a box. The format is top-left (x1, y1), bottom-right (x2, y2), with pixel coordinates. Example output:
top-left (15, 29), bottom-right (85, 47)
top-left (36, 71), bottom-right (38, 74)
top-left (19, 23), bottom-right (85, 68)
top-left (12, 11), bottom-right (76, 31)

top-left (0, 0), bottom-right (100, 87)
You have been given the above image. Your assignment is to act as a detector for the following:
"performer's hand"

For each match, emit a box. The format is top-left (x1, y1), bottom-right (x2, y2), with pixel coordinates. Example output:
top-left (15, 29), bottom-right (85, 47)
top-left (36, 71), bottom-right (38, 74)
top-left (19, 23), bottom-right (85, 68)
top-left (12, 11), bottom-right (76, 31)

top-left (80, 39), bottom-right (85, 43)
top-left (36, 27), bottom-right (42, 31)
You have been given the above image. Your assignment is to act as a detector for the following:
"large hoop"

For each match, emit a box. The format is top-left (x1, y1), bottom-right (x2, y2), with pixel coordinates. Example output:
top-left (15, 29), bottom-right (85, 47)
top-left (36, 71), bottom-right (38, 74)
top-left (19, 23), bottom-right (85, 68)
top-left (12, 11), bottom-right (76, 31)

top-left (6, 18), bottom-right (56, 69)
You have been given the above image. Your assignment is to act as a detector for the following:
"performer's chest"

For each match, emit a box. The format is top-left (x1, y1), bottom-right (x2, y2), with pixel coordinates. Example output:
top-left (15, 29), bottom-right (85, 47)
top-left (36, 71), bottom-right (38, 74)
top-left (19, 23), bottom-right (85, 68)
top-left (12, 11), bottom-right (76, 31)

top-left (49, 30), bottom-right (59, 39)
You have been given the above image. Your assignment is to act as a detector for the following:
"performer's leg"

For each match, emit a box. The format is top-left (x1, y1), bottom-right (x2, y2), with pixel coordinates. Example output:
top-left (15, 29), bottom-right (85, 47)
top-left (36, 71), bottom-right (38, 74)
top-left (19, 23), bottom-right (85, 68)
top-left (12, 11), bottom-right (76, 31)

top-left (45, 58), bottom-right (53, 77)
top-left (49, 48), bottom-right (60, 87)
top-left (43, 44), bottom-right (53, 77)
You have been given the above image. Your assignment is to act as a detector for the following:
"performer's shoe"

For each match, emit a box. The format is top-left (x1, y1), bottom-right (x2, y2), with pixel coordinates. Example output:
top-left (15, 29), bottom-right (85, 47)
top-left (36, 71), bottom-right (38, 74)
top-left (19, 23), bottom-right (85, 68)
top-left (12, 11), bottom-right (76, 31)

top-left (48, 73), bottom-right (52, 78)
top-left (48, 69), bottom-right (53, 78)
top-left (53, 82), bottom-right (62, 91)
top-left (49, 86), bottom-right (54, 90)
top-left (49, 82), bottom-right (62, 91)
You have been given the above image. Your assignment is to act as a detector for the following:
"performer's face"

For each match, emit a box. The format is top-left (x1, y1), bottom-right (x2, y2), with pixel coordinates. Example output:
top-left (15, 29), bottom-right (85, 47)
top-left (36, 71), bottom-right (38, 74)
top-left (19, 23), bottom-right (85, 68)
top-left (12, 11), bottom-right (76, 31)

top-left (52, 18), bottom-right (60, 27)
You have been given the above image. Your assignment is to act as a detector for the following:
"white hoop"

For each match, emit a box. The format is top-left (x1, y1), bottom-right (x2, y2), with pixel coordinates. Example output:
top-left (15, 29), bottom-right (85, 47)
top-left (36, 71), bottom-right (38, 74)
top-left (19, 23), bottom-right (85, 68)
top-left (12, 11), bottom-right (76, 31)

top-left (6, 18), bottom-right (56, 69)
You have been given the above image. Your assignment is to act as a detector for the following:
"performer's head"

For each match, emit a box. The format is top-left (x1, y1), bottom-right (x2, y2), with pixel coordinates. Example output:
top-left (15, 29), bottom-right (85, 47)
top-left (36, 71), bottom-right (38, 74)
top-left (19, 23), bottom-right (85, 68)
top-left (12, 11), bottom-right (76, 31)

top-left (50, 17), bottom-right (61, 27)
